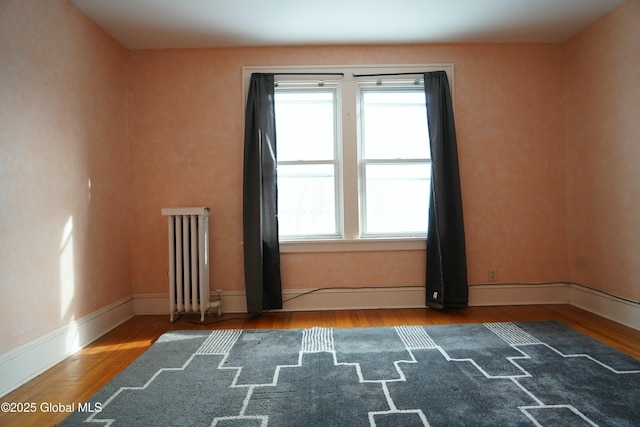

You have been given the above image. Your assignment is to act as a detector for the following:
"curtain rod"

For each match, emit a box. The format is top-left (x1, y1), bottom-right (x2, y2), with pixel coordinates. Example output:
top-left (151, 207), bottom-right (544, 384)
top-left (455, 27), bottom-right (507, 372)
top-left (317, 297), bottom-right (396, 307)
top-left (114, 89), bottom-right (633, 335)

top-left (352, 72), bottom-right (426, 78)
top-left (273, 72), bottom-right (345, 77)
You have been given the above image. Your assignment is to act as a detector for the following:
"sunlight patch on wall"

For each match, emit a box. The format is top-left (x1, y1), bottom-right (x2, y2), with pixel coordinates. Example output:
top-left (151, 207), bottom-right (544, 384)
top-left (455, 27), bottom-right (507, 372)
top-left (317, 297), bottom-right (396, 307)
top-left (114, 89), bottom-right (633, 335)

top-left (60, 215), bottom-right (80, 351)
top-left (60, 216), bottom-right (76, 319)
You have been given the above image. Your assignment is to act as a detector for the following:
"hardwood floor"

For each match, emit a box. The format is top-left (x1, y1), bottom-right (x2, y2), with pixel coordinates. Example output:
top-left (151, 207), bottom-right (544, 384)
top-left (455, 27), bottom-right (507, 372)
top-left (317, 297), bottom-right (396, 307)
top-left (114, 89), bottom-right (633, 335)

top-left (2, 304), bottom-right (639, 426)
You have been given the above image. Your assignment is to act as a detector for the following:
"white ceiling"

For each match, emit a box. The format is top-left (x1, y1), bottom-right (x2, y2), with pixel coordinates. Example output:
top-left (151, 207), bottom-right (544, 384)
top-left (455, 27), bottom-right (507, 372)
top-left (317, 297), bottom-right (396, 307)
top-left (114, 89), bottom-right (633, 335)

top-left (70, 0), bottom-right (626, 50)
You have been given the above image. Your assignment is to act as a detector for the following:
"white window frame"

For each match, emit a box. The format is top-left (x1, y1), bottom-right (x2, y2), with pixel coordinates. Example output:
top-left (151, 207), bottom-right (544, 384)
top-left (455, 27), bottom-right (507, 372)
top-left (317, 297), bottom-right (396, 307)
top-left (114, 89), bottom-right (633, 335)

top-left (242, 64), bottom-right (454, 253)
top-left (357, 83), bottom-right (432, 238)
top-left (274, 84), bottom-right (343, 240)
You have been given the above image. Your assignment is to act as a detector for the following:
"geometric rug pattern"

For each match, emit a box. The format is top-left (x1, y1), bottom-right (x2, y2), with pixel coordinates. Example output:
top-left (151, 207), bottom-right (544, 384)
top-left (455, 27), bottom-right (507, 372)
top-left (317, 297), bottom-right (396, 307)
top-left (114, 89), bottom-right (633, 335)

top-left (59, 321), bottom-right (640, 426)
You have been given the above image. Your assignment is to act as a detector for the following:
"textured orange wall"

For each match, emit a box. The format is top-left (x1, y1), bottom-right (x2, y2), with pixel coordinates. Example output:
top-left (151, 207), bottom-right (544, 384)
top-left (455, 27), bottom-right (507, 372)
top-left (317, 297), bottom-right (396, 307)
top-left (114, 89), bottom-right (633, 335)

top-left (128, 44), bottom-right (568, 295)
top-left (0, 0), bottom-right (130, 353)
top-left (564, 0), bottom-right (640, 301)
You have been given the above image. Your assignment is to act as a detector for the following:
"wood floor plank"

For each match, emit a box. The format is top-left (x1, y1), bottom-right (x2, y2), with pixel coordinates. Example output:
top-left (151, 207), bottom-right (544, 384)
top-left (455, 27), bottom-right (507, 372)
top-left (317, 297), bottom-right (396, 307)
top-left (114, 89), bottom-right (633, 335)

top-left (1, 305), bottom-right (638, 427)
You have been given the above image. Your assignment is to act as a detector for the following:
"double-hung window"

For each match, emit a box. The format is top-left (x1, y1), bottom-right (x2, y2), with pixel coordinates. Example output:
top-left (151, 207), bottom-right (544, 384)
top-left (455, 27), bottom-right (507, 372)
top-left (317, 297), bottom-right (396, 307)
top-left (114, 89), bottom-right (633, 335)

top-left (243, 65), bottom-right (452, 252)
top-left (359, 85), bottom-right (430, 237)
top-left (275, 86), bottom-right (341, 239)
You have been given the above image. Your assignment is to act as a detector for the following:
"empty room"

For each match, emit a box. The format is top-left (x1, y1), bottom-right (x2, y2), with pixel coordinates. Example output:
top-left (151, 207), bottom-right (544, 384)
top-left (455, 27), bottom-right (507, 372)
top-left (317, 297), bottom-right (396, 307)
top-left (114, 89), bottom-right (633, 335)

top-left (1, 0), bottom-right (639, 425)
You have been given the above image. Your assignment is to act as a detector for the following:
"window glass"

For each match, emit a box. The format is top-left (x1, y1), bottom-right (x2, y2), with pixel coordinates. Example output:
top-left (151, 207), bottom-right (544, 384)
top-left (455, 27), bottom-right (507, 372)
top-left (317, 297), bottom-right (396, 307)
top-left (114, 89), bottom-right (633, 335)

top-left (361, 91), bottom-right (429, 160)
top-left (363, 163), bottom-right (430, 235)
top-left (274, 88), bottom-right (339, 238)
top-left (274, 91), bottom-right (335, 161)
top-left (277, 164), bottom-right (337, 237)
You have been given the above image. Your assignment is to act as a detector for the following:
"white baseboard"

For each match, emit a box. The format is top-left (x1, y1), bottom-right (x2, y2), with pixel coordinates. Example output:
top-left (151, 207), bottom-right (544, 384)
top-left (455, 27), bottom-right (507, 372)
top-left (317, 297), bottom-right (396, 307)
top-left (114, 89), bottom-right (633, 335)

top-left (131, 284), bottom-right (639, 332)
top-left (283, 287), bottom-right (428, 311)
top-left (568, 284), bottom-right (640, 330)
top-left (193, 285), bottom-right (568, 313)
top-left (468, 283), bottom-right (570, 306)
top-left (132, 288), bottom-right (427, 315)
top-left (132, 293), bottom-right (169, 315)
top-left (132, 285), bottom-right (569, 315)
top-left (132, 292), bottom-right (228, 316)
top-left (0, 296), bottom-right (133, 398)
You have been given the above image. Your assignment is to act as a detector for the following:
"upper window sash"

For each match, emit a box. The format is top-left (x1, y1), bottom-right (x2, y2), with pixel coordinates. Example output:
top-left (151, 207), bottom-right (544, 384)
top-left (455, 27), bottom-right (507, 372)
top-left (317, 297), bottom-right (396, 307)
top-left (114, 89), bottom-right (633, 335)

top-left (274, 85), bottom-right (340, 163)
top-left (357, 84), bottom-right (430, 162)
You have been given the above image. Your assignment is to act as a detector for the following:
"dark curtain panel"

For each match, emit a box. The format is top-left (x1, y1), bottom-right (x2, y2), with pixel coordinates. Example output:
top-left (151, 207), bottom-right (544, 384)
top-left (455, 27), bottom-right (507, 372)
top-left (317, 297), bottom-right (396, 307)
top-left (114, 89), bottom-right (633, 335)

top-left (243, 73), bottom-right (283, 313)
top-left (424, 71), bottom-right (468, 308)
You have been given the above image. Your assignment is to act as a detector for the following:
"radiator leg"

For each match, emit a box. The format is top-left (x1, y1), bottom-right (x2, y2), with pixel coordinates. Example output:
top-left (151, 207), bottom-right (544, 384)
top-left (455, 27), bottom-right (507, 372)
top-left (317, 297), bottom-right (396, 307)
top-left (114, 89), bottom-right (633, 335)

top-left (168, 216), bottom-right (176, 323)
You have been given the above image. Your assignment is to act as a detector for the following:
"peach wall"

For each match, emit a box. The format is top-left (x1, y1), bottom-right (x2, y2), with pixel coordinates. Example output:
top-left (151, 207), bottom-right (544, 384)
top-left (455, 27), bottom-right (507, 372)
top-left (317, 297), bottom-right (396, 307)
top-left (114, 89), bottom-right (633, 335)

top-left (0, 0), bottom-right (130, 353)
top-left (128, 44), bottom-right (568, 295)
top-left (564, 0), bottom-right (640, 301)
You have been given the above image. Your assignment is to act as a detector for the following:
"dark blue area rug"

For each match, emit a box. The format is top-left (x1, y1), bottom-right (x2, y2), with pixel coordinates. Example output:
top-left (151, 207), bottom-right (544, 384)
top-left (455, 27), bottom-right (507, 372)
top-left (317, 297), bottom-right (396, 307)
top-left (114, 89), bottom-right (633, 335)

top-left (59, 321), bottom-right (640, 426)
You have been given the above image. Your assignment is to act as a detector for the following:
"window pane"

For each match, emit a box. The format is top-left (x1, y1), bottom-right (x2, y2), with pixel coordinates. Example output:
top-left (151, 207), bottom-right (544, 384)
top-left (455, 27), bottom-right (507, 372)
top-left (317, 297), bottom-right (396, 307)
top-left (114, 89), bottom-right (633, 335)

top-left (278, 164), bottom-right (337, 236)
top-left (364, 163), bottom-right (430, 235)
top-left (275, 91), bottom-right (335, 161)
top-left (362, 91), bottom-right (429, 160)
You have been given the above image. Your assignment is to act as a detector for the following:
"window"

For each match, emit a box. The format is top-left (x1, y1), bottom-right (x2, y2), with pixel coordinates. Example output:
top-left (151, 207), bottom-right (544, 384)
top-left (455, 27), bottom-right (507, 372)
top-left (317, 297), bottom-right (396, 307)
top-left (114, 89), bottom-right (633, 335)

top-left (275, 89), bottom-right (340, 238)
top-left (359, 88), bottom-right (430, 236)
top-left (243, 65), bottom-right (453, 252)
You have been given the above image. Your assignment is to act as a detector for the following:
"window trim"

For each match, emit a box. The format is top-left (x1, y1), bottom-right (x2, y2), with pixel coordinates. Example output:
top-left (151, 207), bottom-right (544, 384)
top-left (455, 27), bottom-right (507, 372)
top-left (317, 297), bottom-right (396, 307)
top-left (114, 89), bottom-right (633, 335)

top-left (242, 64), bottom-right (454, 253)
top-left (279, 237), bottom-right (427, 253)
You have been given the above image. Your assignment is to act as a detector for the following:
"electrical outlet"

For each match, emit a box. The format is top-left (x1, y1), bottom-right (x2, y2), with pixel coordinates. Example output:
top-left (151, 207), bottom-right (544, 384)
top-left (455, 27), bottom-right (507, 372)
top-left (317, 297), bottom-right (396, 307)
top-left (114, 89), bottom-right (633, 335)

top-left (488, 268), bottom-right (497, 282)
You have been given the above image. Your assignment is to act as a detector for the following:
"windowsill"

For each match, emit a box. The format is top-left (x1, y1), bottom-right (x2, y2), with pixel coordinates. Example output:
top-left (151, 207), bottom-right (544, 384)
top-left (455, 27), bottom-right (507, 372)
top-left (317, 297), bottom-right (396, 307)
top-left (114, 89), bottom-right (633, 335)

top-left (279, 237), bottom-right (426, 253)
